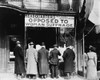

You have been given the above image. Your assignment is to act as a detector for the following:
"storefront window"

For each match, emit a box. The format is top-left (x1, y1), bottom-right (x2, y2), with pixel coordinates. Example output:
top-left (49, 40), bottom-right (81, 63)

top-left (58, 27), bottom-right (75, 47)
top-left (25, 14), bottom-right (75, 48)
top-left (58, 0), bottom-right (70, 11)
top-left (23, 0), bottom-right (58, 10)
top-left (1, 0), bottom-right (80, 12)
top-left (58, 0), bottom-right (80, 12)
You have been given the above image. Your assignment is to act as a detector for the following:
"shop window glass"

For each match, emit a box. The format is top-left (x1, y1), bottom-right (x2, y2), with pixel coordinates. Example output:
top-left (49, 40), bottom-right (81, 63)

top-left (5, 0), bottom-right (58, 10)
top-left (58, 0), bottom-right (80, 12)
top-left (41, 0), bottom-right (58, 10)
top-left (58, 27), bottom-right (75, 47)
top-left (23, 0), bottom-right (58, 10)
top-left (58, 0), bottom-right (70, 11)
top-left (61, 0), bottom-right (69, 4)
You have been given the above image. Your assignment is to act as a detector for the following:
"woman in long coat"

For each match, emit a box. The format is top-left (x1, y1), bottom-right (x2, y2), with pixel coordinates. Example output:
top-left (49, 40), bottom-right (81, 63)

top-left (86, 45), bottom-right (98, 80)
top-left (26, 42), bottom-right (38, 79)
top-left (38, 43), bottom-right (49, 79)
top-left (14, 41), bottom-right (26, 77)
top-left (62, 45), bottom-right (75, 79)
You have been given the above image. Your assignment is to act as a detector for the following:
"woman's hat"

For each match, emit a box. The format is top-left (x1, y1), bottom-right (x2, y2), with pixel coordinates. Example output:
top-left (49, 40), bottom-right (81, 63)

top-left (89, 45), bottom-right (96, 51)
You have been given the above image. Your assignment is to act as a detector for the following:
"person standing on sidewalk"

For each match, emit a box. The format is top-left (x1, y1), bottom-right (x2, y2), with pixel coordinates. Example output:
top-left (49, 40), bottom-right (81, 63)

top-left (86, 45), bottom-right (98, 80)
top-left (49, 44), bottom-right (61, 78)
top-left (26, 42), bottom-right (38, 79)
top-left (14, 41), bottom-right (26, 78)
top-left (62, 45), bottom-right (75, 79)
top-left (38, 42), bottom-right (49, 79)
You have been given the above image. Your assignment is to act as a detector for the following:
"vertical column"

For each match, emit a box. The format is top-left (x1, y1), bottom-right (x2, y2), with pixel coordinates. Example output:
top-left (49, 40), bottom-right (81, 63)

top-left (77, 40), bottom-right (83, 72)
top-left (0, 24), bottom-right (9, 72)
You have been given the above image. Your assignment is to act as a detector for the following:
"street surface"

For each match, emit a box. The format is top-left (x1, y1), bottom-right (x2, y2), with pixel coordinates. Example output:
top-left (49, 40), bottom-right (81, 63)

top-left (0, 62), bottom-right (99, 80)
top-left (0, 73), bottom-right (86, 80)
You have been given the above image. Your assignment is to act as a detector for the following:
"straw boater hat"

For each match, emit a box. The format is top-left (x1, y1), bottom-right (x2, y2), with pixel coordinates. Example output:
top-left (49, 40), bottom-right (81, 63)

top-left (29, 42), bottom-right (34, 45)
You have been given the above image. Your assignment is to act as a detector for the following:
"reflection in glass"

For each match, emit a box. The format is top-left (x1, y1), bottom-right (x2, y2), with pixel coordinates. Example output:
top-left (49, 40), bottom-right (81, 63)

top-left (58, 27), bottom-right (75, 47)
top-left (68, 0), bottom-right (73, 10)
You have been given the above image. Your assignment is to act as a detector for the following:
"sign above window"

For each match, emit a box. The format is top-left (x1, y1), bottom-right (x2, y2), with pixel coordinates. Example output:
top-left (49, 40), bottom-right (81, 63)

top-left (25, 14), bottom-right (74, 28)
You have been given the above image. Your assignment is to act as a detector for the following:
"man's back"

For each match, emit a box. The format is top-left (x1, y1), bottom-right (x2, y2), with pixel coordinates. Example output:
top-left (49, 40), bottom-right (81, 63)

top-left (50, 48), bottom-right (61, 65)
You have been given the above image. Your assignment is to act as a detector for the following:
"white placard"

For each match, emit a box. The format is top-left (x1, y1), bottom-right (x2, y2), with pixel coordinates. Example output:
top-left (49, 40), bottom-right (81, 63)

top-left (25, 14), bottom-right (74, 28)
top-left (41, 0), bottom-right (56, 3)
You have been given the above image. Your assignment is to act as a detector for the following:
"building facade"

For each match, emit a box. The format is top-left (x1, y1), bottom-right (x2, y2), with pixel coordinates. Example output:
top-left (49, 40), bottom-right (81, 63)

top-left (0, 0), bottom-right (84, 75)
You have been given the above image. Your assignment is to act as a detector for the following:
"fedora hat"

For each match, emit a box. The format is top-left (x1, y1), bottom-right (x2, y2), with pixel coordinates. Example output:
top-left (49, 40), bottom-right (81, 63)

top-left (16, 41), bottom-right (21, 44)
top-left (41, 42), bottom-right (45, 46)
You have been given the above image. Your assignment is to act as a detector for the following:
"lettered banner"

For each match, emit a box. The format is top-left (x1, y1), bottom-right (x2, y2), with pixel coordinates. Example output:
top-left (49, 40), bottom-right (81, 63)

top-left (25, 14), bottom-right (74, 28)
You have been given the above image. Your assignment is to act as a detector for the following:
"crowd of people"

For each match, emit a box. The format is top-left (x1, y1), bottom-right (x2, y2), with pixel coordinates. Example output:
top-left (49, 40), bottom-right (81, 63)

top-left (13, 41), bottom-right (99, 80)
top-left (13, 41), bottom-right (76, 79)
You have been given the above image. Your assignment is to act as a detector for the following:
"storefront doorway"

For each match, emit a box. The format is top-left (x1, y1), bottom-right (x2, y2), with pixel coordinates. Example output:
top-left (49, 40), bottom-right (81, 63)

top-left (26, 27), bottom-right (57, 49)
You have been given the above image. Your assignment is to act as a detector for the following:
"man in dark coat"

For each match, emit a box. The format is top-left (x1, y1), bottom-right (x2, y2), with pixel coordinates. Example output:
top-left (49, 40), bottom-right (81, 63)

top-left (62, 45), bottom-right (75, 79)
top-left (49, 44), bottom-right (61, 78)
top-left (38, 42), bottom-right (49, 79)
top-left (14, 41), bottom-right (26, 78)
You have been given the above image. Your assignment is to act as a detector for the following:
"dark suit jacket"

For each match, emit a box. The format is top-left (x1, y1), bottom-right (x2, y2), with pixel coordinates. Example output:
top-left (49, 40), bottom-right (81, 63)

top-left (49, 48), bottom-right (61, 65)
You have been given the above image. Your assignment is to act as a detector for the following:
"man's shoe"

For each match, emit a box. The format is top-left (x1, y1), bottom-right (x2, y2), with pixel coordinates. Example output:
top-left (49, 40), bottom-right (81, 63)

top-left (64, 76), bottom-right (69, 79)
top-left (33, 76), bottom-right (36, 79)
top-left (21, 73), bottom-right (25, 78)
top-left (41, 76), bottom-right (43, 79)
top-left (56, 76), bottom-right (59, 79)
top-left (51, 76), bottom-right (54, 78)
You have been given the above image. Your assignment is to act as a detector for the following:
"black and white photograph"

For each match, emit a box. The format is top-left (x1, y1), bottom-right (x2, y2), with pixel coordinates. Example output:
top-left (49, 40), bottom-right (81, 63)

top-left (0, 0), bottom-right (100, 80)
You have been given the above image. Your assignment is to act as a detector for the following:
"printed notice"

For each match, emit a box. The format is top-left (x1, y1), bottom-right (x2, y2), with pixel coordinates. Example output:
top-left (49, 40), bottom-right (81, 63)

top-left (25, 14), bottom-right (74, 28)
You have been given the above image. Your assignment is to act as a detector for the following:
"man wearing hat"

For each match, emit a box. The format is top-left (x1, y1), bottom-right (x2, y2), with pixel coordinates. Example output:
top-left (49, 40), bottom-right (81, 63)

top-left (62, 45), bottom-right (75, 79)
top-left (26, 42), bottom-right (38, 79)
top-left (49, 44), bottom-right (61, 78)
top-left (38, 42), bottom-right (49, 79)
top-left (14, 41), bottom-right (26, 79)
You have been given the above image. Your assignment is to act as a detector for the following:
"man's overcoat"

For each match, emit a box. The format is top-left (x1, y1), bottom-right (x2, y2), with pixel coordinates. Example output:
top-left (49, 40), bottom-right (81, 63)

top-left (14, 46), bottom-right (26, 74)
top-left (62, 48), bottom-right (75, 73)
top-left (38, 47), bottom-right (49, 75)
top-left (26, 48), bottom-right (38, 74)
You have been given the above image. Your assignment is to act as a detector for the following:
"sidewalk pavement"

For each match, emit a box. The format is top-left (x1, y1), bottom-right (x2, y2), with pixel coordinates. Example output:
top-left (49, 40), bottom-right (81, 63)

top-left (4, 62), bottom-right (86, 80)
top-left (98, 71), bottom-right (100, 78)
top-left (0, 73), bottom-right (86, 80)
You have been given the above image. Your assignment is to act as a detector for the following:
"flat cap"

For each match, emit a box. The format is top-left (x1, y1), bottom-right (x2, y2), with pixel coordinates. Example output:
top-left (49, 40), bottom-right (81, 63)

top-left (53, 44), bottom-right (58, 47)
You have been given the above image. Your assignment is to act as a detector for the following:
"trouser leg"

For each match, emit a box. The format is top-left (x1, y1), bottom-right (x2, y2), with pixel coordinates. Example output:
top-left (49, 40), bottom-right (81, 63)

top-left (51, 65), bottom-right (54, 78)
top-left (55, 65), bottom-right (58, 78)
